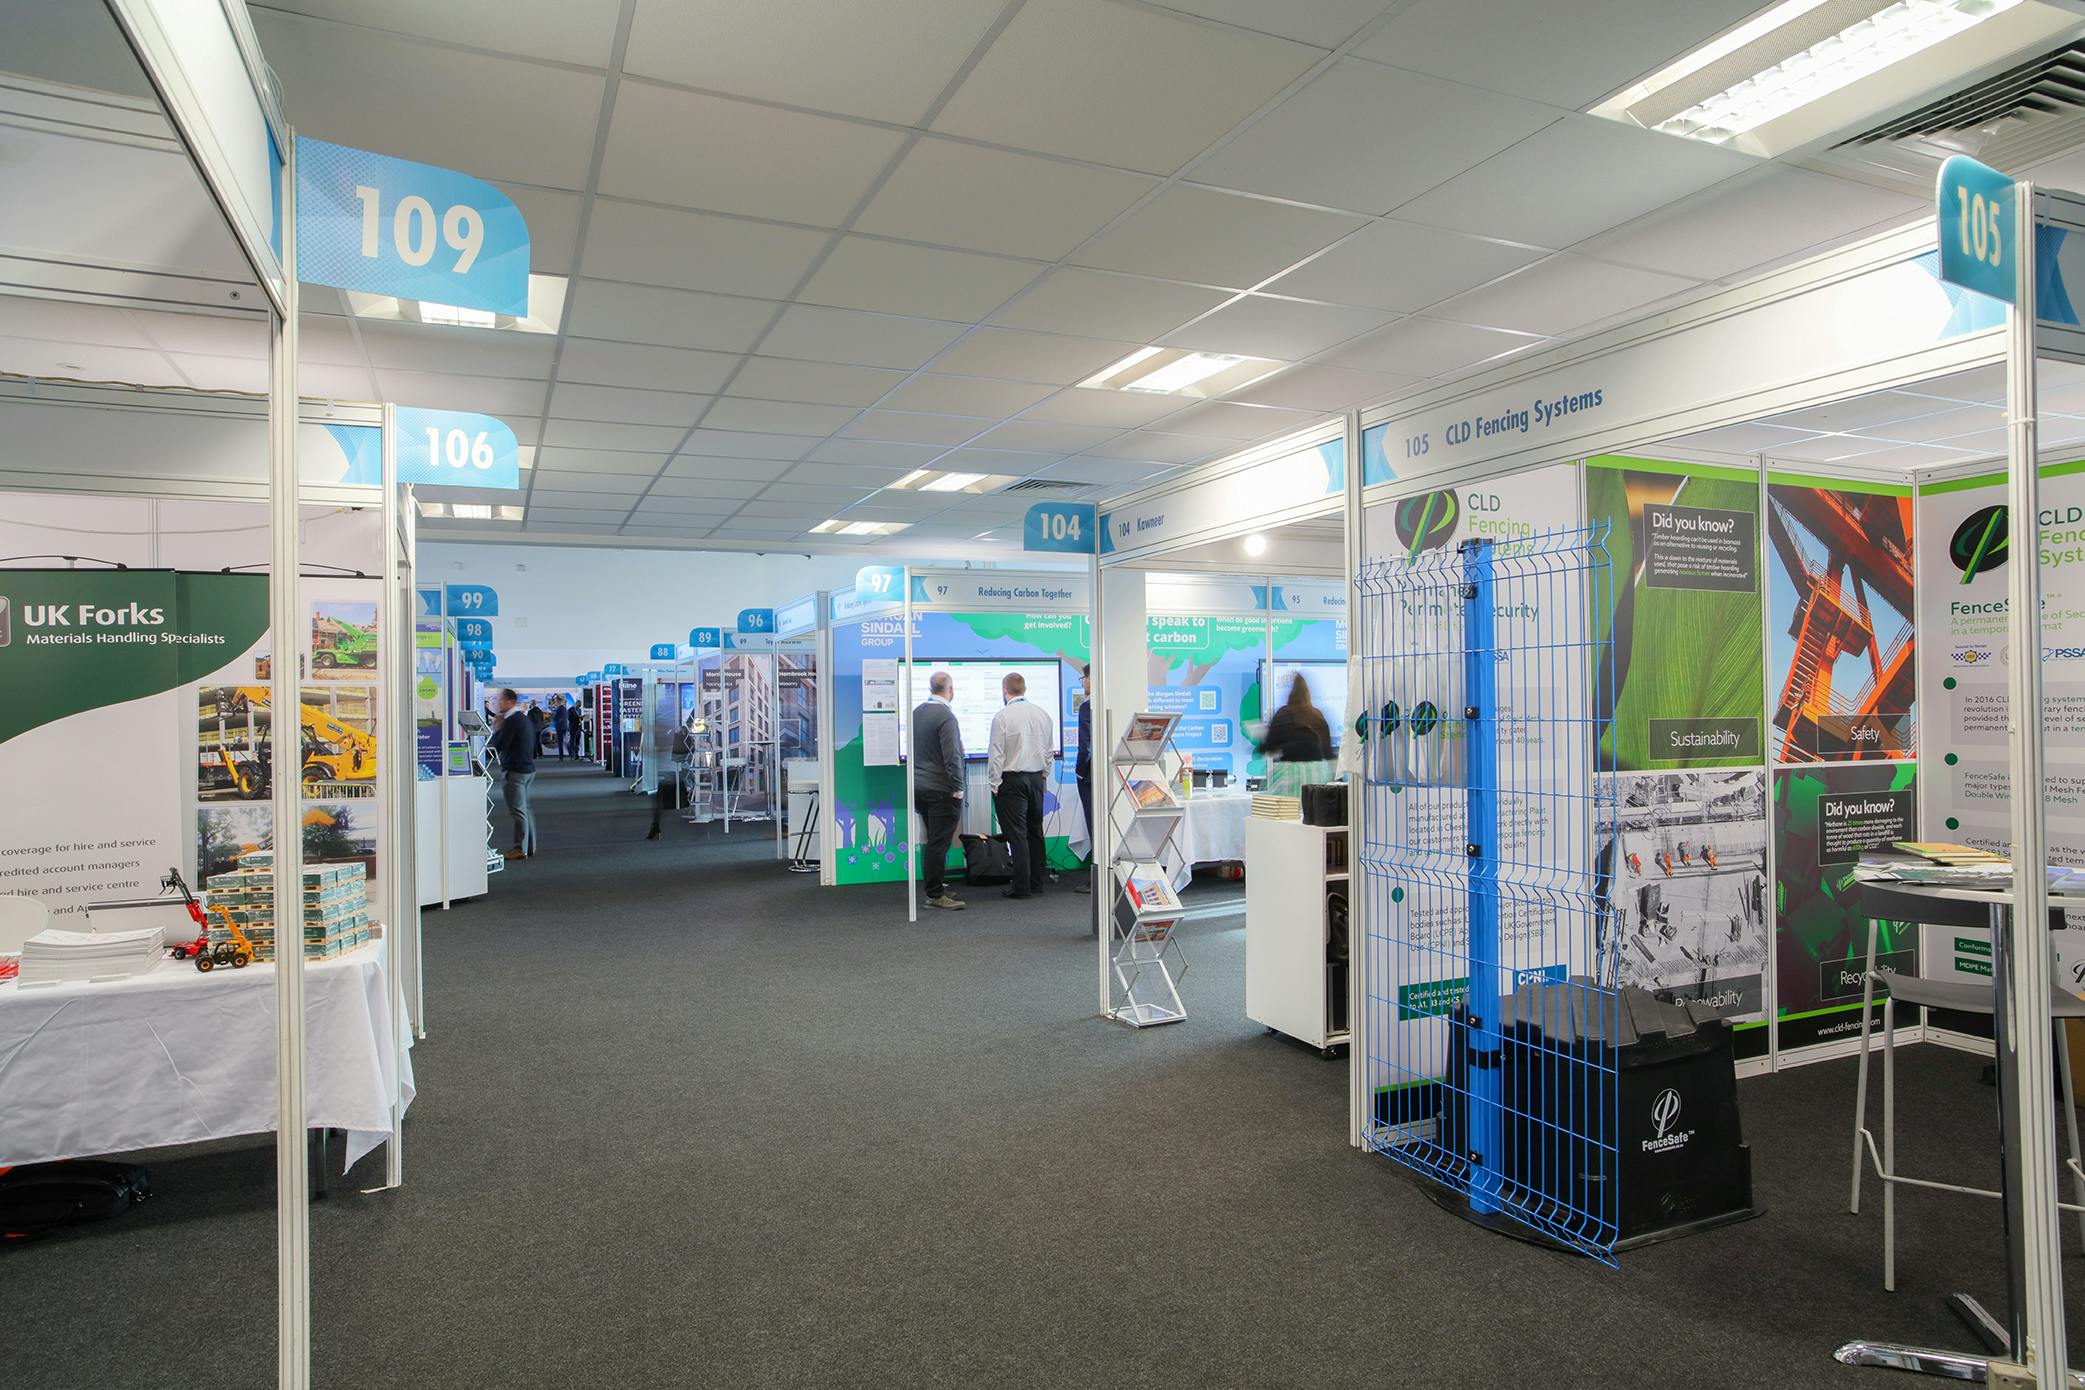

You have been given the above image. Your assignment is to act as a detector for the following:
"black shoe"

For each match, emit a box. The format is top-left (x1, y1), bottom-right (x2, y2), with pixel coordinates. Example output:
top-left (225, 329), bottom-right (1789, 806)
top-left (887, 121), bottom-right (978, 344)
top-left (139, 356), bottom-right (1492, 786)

top-left (646, 824), bottom-right (662, 841)
top-left (1002, 889), bottom-right (1031, 900)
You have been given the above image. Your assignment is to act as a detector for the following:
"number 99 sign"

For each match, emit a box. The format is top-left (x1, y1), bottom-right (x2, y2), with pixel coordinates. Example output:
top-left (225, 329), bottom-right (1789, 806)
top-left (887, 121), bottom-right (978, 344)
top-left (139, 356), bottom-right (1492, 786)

top-left (395, 408), bottom-right (521, 490)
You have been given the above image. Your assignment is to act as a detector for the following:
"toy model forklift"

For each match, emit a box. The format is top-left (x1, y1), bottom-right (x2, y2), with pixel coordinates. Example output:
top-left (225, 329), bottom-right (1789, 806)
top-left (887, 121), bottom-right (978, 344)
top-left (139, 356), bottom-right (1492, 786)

top-left (161, 867), bottom-right (256, 972)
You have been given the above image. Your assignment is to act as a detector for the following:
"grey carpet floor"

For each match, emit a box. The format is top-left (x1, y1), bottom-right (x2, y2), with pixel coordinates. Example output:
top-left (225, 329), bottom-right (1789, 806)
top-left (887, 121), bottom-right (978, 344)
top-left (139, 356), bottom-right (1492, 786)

top-left (11, 763), bottom-right (2085, 1388)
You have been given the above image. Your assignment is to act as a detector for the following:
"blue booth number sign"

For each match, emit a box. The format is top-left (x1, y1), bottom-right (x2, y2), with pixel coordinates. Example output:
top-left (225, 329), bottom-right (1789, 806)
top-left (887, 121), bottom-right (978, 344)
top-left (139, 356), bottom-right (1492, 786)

top-left (1937, 155), bottom-right (2017, 305)
top-left (295, 137), bottom-right (530, 317)
top-left (689, 627), bottom-right (722, 649)
top-left (737, 608), bottom-right (774, 634)
top-left (855, 566), bottom-right (902, 602)
top-left (396, 407), bottom-right (521, 491)
top-left (444, 584), bottom-right (498, 616)
top-left (1024, 501), bottom-right (1096, 554)
top-left (650, 643), bottom-right (677, 660)
top-left (454, 617), bottom-right (493, 649)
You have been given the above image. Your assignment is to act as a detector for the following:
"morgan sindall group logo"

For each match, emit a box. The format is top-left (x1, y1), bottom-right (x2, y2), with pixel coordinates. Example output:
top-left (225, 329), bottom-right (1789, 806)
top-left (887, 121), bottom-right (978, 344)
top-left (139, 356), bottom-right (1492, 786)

top-left (1393, 489), bottom-right (1459, 560)
top-left (1949, 504), bottom-right (2009, 583)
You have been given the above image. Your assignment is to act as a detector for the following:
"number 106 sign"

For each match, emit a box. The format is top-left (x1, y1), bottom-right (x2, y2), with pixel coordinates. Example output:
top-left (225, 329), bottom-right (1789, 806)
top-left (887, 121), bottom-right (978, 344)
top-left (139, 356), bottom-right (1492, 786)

top-left (395, 407), bottom-right (520, 490)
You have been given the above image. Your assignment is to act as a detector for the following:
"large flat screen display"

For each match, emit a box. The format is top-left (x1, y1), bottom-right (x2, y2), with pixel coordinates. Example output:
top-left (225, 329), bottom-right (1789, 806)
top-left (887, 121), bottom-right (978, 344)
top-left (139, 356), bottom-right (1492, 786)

top-left (1264, 660), bottom-right (1347, 748)
top-left (898, 658), bottom-right (1063, 761)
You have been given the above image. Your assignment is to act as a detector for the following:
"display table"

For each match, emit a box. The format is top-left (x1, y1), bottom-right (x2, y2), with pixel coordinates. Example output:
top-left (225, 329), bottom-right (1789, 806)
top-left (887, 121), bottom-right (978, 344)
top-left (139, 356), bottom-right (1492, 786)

top-left (1158, 789), bottom-right (1253, 886)
top-left (0, 943), bottom-right (412, 1173)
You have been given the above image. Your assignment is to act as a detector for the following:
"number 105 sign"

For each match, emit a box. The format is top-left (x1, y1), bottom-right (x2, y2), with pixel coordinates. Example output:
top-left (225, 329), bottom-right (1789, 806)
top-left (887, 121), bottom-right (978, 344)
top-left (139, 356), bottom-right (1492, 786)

top-left (1937, 154), bottom-right (2018, 306)
top-left (396, 407), bottom-right (520, 490)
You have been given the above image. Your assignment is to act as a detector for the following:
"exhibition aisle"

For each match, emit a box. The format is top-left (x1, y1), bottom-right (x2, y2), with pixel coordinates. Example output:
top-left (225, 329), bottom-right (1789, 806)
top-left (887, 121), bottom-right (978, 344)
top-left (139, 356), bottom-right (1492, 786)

top-left (10, 792), bottom-right (2085, 1386)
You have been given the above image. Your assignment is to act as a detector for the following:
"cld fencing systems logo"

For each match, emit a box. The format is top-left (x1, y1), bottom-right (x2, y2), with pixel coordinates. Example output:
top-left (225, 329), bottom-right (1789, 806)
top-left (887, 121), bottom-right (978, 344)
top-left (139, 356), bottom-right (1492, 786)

top-left (1394, 489), bottom-right (1459, 560)
top-left (1644, 1086), bottom-right (1693, 1154)
top-left (1949, 504), bottom-right (2008, 583)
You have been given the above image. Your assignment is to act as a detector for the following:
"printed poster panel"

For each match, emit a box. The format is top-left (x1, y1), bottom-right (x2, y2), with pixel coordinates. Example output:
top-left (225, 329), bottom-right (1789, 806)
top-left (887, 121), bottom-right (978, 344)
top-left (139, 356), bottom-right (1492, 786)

top-left (1146, 614), bottom-right (1262, 777)
top-left (1773, 762), bottom-right (1921, 1050)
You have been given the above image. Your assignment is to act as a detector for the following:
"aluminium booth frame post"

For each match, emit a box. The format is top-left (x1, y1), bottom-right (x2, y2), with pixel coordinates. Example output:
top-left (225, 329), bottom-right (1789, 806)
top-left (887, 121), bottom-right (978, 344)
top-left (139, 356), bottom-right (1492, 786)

top-left (904, 566), bottom-right (916, 924)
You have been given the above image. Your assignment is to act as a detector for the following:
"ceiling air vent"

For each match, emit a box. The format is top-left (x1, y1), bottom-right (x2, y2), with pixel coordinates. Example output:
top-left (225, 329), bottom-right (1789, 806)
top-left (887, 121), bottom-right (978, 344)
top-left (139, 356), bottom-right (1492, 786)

top-left (999, 479), bottom-right (1085, 493)
top-left (1814, 39), bottom-right (2085, 190)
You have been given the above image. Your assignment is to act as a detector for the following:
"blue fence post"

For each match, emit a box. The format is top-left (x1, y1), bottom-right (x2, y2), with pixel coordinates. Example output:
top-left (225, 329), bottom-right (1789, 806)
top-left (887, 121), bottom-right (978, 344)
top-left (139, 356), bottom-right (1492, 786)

top-left (1461, 539), bottom-right (1502, 1215)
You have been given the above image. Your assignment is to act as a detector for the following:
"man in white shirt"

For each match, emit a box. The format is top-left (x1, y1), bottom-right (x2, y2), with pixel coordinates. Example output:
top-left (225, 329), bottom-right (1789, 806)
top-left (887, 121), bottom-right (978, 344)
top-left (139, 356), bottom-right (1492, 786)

top-left (987, 672), bottom-right (1057, 900)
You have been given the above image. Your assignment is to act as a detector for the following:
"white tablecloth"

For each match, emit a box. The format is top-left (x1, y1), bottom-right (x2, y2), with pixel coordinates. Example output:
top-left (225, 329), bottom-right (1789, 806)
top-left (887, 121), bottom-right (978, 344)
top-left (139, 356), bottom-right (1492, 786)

top-left (0, 944), bottom-right (413, 1172)
top-left (1158, 790), bottom-right (1253, 887)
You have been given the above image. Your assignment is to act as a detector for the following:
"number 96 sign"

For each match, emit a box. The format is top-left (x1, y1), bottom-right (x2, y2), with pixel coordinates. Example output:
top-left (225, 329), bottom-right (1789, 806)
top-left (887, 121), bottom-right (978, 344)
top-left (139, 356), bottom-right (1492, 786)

top-left (396, 407), bottom-right (520, 490)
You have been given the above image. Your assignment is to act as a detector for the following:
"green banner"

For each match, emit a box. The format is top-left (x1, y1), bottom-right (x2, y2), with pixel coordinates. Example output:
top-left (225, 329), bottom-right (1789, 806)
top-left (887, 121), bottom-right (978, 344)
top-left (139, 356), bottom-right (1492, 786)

top-left (0, 571), bottom-right (269, 744)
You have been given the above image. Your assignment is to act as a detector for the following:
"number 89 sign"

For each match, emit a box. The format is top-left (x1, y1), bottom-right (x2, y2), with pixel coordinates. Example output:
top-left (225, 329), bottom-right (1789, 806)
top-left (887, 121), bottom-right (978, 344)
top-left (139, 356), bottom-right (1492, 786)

top-left (396, 407), bottom-right (520, 490)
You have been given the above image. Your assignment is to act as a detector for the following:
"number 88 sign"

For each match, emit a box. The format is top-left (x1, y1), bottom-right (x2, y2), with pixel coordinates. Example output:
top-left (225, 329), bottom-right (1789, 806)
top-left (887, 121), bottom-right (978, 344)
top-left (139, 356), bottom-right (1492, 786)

top-left (395, 407), bottom-right (521, 490)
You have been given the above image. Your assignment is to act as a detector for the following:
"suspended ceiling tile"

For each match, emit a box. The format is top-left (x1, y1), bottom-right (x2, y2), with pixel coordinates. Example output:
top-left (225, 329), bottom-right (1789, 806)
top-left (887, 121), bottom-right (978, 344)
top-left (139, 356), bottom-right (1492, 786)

top-left (807, 439), bottom-right (952, 468)
top-left (1040, 455), bottom-right (1178, 485)
top-left (528, 507), bottom-right (637, 525)
top-left (1760, 391), bottom-right (1966, 434)
top-left (1017, 387), bottom-right (1186, 428)
top-left (843, 491), bottom-right (964, 518)
top-left (531, 447), bottom-right (670, 477)
top-left (1267, 219), bottom-right (1546, 313)
top-left (253, 11), bottom-right (603, 189)
top-left (530, 489), bottom-right (627, 511)
top-left (620, 523), bottom-right (723, 538)
top-left (990, 268), bottom-right (1231, 343)
top-left (1226, 363), bottom-right (1419, 412)
top-left (1660, 422), bottom-right (1821, 455)
top-left (1929, 428), bottom-right (2007, 454)
top-left (1160, 400), bottom-right (1323, 441)
top-left (0, 297), bottom-right (146, 350)
top-left (1192, 59), bottom-right (1556, 215)
top-left (1080, 430), bottom-right (1226, 463)
top-left (357, 321), bottom-right (557, 379)
top-left (728, 357), bottom-right (911, 409)
top-left (1398, 117), bottom-right (1756, 251)
top-left (127, 307), bottom-right (268, 358)
top-left (652, 468), bottom-right (769, 494)
top-left (296, 316), bottom-right (370, 367)
top-left (491, 182), bottom-right (583, 276)
top-left (678, 430), bottom-right (822, 462)
top-left (756, 481), bottom-right (878, 505)
top-left (256, 0), bottom-right (624, 67)
top-left (1578, 168), bottom-right (1923, 283)
top-left (881, 374), bottom-right (1057, 417)
top-left (1355, 0), bottom-right (1766, 113)
top-left (167, 353), bottom-right (268, 393)
top-left (933, 0), bottom-right (1320, 174)
top-left (525, 522), bottom-right (625, 535)
top-left (632, 494), bottom-right (738, 516)
top-left (928, 327), bottom-right (1141, 385)
top-left (1753, 433), bottom-right (1905, 464)
top-left (856, 138), bottom-right (1157, 261)
top-left (555, 338), bottom-right (739, 395)
top-left (799, 237), bottom-right (1040, 322)
top-left (702, 397), bottom-right (860, 436)
top-left (737, 499), bottom-right (833, 520)
top-left (301, 362), bottom-right (379, 400)
top-left (1813, 441), bottom-right (1982, 471)
top-left (936, 447), bottom-right (1064, 473)
top-left (1148, 0), bottom-right (1394, 48)
top-left (374, 368), bottom-right (548, 417)
top-left (1072, 185), bottom-right (1366, 291)
top-left (1897, 368), bottom-right (2005, 406)
top-left (972, 419), bottom-right (1122, 453)
top-left (563, 280), bottom-right (779, 354)
top-left (601, 82), bottom-right (907, 228)
top-left (1158, 294), bottom-right (1389, 360)
top-left (530, 468), bottom-right (654, 495)
top-left (1864, 403), bottom-right (2003, 444)
top-left (758, 304), bottom-right (968, 371)
top-left (782, 461), bottom-right (915, 488)
top-left (622, 0), bottom-right (1006, 126)
top-left (539, 418), bottom-right (690, 451)
top-left (581, 200), bottom-right (828, 299)
top-left (548, 381), bottom-right (708, 428)
top-left (841, 410), bottom-right (994, 446)
top-left (1317, 315), bottom-right (1542, 376)
top-left (1429, 256), bottom-right (1696, 338)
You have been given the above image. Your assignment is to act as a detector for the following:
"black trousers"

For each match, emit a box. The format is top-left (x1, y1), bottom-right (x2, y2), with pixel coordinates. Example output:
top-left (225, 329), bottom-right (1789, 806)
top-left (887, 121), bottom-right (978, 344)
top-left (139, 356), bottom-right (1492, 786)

top-left (914, 789), bottom-right (961, 897)
top-left (993, 770), bottom-right (1049, 896)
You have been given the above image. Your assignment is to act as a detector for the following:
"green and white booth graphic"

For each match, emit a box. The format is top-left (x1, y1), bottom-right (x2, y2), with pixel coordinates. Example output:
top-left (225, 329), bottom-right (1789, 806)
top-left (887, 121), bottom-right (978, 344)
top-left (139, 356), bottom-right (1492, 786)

top-left (825, 569), bottom-right (1090, 915)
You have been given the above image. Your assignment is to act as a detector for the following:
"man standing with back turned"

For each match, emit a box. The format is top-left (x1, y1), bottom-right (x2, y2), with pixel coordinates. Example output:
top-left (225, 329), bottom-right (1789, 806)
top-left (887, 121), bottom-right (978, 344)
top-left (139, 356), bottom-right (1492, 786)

top-left (987, 671), bottom-right (1055, 901)
top-left (911, 670), bottom-right (967, 912)
top-left (486, 686), bottom-right (537, 860)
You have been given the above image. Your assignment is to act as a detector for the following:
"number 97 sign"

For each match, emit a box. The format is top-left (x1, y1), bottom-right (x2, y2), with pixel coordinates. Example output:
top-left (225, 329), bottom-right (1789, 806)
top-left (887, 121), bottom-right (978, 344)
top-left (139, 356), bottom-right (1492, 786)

top-left (1024, 501), bottom-right (1097, 554)
top-left (396, 407), bottom-right (520, 490)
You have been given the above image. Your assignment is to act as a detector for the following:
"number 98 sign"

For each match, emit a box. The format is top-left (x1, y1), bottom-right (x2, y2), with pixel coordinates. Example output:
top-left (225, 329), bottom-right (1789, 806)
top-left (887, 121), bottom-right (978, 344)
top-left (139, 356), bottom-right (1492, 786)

top-left (395, 407), bottom-right (521, 490)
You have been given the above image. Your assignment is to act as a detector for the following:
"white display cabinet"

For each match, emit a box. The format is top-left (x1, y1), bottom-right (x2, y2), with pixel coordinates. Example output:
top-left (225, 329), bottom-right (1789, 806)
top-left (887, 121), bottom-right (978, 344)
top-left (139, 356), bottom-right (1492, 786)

top-left (1244, 817), bottom-right (1349, 1055)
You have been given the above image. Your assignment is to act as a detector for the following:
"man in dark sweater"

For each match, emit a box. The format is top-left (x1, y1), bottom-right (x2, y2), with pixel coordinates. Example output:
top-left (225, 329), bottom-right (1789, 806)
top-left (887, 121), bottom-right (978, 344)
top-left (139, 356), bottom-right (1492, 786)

top-left (486, 687), bottom-right (537, 860)
top-left (910, 670), bottom-right (966, 911)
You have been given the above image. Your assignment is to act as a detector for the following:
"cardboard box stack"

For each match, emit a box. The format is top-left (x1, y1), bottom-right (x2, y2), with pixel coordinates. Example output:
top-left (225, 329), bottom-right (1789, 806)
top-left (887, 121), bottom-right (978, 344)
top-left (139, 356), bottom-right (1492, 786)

top-left (204, 856), bottom-right (371, 961)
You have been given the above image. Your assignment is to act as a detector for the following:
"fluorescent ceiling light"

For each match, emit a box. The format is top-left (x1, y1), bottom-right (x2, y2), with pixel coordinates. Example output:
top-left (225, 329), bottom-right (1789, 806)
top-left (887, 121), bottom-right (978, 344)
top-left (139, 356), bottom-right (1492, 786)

top-left (1079, 345), bottom-right (1282, 399)
top-left (812, 519), bottom-right (910, 537)
top-left (416, 500), bottom-right (521, 521)
top-left (451, 503), bottom-right (493, 519)
top-left (887, 469), bottom-right (1013, 495)
top-left (1593, 0), bottom-right (2030, 146)
top-left (342, 274), bottom-right (568, 335)
top-left (921, 471), bottom-right (984, 492)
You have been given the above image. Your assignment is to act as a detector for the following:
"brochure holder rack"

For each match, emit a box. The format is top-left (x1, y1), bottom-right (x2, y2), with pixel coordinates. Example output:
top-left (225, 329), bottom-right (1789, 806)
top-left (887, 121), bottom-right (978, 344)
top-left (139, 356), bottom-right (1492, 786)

top-left (1108, 712), bottom-right (1188, 1027)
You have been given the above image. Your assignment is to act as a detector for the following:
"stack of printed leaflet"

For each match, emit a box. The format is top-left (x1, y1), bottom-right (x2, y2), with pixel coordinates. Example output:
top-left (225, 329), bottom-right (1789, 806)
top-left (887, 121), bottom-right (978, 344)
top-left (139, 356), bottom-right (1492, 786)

top-left (1251, 793), bottom-right (1301, 821)
top-left (205, 860), bottom-right (371, 961)
top-left (16, 926), bottom-right (163, 984)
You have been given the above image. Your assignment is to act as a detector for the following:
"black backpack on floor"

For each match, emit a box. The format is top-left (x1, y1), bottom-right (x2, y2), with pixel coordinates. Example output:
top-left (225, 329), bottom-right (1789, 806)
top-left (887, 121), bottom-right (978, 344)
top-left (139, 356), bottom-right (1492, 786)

top-left (0, 1161), bottom-right (151, 1243)
top-left (959, 833), bottom-right (1013, 885)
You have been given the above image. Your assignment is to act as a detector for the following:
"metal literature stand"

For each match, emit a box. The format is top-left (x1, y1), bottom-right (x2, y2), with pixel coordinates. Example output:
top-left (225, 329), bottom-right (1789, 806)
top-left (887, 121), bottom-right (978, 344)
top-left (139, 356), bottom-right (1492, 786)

top-left (481, 746), bottom-right (504, 876)
top-left (1108, 711), bottom-right (1189, 1027)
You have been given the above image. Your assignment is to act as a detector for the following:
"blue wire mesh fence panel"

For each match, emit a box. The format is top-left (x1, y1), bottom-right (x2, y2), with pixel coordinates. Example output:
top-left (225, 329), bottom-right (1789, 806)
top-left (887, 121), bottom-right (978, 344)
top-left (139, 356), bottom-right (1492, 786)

top-left (1356, 525), bottom-right (1620, 1261)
